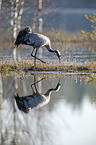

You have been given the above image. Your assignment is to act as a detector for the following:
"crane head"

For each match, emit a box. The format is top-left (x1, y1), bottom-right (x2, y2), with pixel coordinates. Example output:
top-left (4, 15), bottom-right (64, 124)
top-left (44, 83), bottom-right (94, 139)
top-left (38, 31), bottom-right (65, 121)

top-left (56, 50), bottom-right (61, 63)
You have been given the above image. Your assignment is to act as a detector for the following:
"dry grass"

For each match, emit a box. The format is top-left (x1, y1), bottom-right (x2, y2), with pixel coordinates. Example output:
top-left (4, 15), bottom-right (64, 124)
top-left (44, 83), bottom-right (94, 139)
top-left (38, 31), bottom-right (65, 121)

top-left (0, 60), bottom-right (96, 73)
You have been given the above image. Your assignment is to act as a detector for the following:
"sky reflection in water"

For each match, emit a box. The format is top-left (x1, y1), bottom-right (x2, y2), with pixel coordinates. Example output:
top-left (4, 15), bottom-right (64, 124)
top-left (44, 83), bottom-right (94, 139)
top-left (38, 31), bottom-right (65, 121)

top-left (0, 75), bottom-right (96, 145)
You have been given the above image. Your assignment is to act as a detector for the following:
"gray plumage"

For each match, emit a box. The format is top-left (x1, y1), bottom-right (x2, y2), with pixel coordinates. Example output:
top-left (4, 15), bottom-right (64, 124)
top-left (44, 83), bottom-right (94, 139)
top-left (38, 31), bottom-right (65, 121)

top-left (15, 26), bottom-right (61, 66)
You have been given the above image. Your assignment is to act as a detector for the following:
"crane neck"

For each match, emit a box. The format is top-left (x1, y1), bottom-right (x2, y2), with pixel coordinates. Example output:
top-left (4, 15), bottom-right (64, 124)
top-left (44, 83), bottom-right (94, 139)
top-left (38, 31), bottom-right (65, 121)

top-left (44, 79), bottom-right (61, 98)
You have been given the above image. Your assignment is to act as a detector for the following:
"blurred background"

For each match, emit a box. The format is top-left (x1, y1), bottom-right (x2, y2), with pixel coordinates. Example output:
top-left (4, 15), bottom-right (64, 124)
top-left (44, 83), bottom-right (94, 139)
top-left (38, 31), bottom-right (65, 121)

top-left (0, 0), bottom-right (96, 64)
top-left (0, 0), bottom-right (96, 49)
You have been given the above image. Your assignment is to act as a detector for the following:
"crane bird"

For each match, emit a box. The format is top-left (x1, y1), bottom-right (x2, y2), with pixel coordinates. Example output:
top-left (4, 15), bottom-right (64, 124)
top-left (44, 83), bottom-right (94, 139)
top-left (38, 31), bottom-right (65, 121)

top-left (15, 26), bottom-right (61, 67)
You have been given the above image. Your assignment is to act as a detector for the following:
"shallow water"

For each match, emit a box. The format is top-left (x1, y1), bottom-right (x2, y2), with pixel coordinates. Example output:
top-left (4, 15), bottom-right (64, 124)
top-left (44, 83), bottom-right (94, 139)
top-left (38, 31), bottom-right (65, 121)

top-left (0, 45), bottom-right (96, 65)
top-left (0, 74), bottom-right (96, 145)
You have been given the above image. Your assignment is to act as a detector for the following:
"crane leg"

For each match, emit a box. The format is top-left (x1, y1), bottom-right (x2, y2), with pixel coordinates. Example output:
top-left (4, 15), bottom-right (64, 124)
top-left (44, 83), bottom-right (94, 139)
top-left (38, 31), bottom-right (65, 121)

top-left (34, 48), bottom-right (38, 67)
top-left (31, 54), bottom-right (46, 64)
top-left (31, 48), bottom-right (46, 65)
top-left (31, 47), bottom-right (35, 55)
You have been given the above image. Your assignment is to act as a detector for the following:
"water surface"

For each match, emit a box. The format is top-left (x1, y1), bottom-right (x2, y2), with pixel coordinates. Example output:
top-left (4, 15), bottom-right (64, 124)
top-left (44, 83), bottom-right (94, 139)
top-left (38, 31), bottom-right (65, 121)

top-left (0, 74), bottom-right (96, 145)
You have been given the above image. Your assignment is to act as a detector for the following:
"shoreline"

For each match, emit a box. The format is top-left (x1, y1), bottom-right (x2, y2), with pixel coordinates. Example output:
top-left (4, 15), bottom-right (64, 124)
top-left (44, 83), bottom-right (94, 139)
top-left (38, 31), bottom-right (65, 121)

top-left (0, 60), bottom-right (96, 74)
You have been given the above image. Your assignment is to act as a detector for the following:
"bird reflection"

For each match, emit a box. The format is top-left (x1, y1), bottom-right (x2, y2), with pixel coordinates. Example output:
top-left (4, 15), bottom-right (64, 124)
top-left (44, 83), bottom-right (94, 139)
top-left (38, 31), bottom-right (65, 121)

top-left (14, 76), bottom-right (61, 113)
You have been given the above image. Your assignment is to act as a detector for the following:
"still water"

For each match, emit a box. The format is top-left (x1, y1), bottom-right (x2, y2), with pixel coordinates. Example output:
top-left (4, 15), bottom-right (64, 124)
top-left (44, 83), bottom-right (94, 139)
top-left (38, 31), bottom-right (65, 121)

top-left (0, 74), bottom-right (96, 145)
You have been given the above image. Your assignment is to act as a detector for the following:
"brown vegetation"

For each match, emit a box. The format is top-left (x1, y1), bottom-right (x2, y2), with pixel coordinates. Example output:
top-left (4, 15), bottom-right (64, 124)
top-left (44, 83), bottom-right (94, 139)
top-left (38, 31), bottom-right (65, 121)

top-left (0, 60), bottom-right (96, 73)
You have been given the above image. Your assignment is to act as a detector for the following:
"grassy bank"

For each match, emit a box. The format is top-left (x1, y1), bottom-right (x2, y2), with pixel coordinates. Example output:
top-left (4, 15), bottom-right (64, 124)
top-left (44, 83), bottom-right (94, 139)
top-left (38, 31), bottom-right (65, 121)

top-left (0, 60), bottom-right (96, 73)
